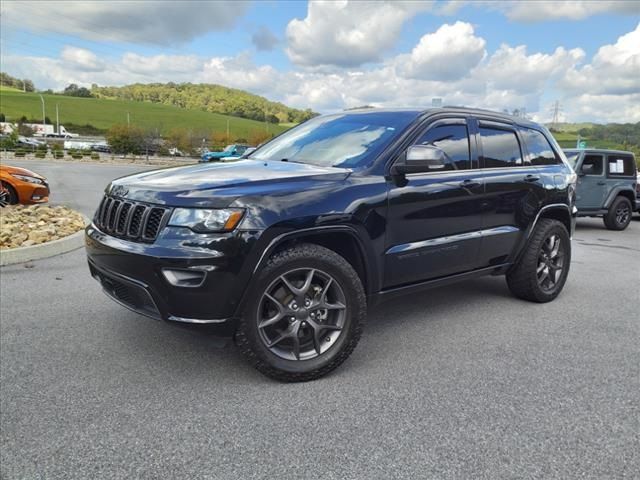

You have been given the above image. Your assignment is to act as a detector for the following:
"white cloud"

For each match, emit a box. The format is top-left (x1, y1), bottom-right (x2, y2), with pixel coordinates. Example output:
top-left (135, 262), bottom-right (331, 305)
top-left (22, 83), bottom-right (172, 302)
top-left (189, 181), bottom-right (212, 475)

top-left (0, 1), bottom-right (250, 45)
top-left (60, 46), bottom-right (105, 72)
top-left (286, 0), bottom-right (434, 67)
top-left (560, 23), bottom-right (640, 95)
top-left (479, 0), bottom-right (640, 22)
top-left (122, 53), bottom-right (201, 75)
top-left (399, 21), bottom-right (486, 80)
top-left (479, 45), bottom-right (585, 93)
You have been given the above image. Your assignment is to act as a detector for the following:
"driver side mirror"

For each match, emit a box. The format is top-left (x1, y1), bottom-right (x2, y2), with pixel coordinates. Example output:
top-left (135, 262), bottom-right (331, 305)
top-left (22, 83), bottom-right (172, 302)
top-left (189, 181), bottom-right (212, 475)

top-left (579, 163), bottom-right (594, 176)
top-left (391, 145), bottom-right (448, 175)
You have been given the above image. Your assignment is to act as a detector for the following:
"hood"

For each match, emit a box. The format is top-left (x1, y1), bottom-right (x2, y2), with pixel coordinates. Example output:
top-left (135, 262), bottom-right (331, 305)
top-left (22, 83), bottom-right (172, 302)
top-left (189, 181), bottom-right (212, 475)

top-left (0, 165), bottom-right (46, 179)
top-left (109, 159), bottom-right (350, 207)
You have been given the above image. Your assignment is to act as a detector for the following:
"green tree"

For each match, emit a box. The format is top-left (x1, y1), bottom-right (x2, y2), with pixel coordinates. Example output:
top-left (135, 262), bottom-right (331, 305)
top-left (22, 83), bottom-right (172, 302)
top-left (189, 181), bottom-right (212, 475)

top-left (106, 124), bottom-right (144, 154)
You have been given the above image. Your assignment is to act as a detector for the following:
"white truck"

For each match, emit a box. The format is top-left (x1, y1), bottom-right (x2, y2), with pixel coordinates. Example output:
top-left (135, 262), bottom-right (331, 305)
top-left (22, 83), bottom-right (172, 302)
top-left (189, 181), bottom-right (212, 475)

top-left (0, 122), bottom-right (79, 138)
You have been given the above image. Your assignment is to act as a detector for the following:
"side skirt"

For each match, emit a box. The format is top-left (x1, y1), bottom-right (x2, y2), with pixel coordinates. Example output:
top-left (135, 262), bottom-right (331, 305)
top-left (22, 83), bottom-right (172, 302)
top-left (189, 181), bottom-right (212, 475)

top-left (370, 263), bottom-right (510, 306)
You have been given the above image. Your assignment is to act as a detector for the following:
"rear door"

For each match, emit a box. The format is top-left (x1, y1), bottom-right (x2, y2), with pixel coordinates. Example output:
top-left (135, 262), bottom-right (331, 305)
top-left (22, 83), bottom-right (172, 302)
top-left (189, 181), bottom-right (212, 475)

top-left (384, 117), bottom-right (484, 287)
top-left (473, 119), bottom-right (546, 267)
top-left (576, 154), bottom-right (606, 209)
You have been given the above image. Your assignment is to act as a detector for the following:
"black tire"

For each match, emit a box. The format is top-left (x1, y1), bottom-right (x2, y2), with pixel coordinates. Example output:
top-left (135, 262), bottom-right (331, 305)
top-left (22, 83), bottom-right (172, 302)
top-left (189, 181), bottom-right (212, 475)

top-left (236, 243), bottom-right (366, 382)
top-left (603, 196), bottom-right (632, 231)
top-left (1, 182), bottom-right (18, 204)
top-left (506, 218), bottom-right (571, 303)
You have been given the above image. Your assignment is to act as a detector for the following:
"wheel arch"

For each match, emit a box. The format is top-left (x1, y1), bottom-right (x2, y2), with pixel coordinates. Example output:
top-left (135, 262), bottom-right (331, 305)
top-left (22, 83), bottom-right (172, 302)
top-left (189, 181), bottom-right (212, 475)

top-left (509, 204), bottom-right (573, 268)
top-left (604, 188), bottom-right (635, 209)
top-left (234, 226), bottom-right (377, 319)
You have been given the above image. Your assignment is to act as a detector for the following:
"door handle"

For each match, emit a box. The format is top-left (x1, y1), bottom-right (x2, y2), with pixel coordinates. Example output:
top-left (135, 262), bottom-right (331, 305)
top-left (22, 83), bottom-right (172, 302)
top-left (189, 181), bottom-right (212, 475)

top-left (459, 179), bottom-right (481, 189)
top-left (597, 181), bottom-right (606, 185)
top-left (524, 175), bottom-right (540, 183)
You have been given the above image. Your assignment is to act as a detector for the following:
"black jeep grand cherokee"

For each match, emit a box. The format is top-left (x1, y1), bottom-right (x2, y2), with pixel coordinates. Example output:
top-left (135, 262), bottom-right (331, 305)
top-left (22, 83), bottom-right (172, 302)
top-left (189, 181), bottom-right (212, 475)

top-left (86, 108), bottom-right (577, 381)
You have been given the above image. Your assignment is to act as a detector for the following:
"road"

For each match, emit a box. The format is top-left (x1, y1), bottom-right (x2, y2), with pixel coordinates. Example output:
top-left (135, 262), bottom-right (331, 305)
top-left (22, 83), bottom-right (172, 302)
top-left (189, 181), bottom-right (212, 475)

top-left (1, 160), bottom-right (639, 479)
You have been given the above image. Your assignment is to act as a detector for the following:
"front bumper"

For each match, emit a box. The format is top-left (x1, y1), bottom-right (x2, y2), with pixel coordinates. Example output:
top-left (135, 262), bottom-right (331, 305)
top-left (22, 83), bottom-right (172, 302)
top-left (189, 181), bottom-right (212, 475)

top-left (85, 223), bottom-right (263, 335)
top-left (15, 181), bottom-right (50, 204)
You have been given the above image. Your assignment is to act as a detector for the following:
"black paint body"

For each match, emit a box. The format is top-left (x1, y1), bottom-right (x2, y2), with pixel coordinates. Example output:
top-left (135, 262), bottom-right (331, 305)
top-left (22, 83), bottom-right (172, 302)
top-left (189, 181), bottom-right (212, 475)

top-left (86, 108), bottom-right (576, 334)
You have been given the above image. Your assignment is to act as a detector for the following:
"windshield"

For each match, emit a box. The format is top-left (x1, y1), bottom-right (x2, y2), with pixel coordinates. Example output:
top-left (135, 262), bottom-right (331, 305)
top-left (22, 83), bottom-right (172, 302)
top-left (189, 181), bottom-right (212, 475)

top-left (250, 111), bottom-right (418, 168)
top-left (564, 150), bottom-right (580, 168)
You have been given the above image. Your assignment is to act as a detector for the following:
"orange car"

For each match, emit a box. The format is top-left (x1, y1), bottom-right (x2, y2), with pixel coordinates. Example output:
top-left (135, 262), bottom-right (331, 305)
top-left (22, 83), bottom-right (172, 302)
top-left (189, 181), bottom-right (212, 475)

top-left (0, 164), bottom-right (50, 205)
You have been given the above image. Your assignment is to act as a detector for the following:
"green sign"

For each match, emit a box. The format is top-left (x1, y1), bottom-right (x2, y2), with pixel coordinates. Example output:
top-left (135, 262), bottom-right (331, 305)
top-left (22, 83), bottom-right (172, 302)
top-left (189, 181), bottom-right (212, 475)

top-left (578, 140), bottom-right (587, 149)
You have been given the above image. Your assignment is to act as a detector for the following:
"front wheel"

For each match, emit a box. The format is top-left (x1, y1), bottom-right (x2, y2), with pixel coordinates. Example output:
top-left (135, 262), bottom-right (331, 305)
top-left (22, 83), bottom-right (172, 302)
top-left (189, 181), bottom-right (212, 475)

top-left (236, 243), bottom-right (366, 382)
top-left (603, 196), bottom-right (632, 230)
top-left (0, 182), bottom-right (18, 205)
top-left (506, 218), bottom-right (571, 303)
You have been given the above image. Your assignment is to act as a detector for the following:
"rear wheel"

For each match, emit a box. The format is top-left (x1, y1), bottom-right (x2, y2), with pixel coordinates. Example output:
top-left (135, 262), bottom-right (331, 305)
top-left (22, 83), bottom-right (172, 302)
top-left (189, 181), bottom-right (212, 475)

top-left (236, 243), bottom-right (366, 382)
top-left (506, 219), bottom-right (571, 303)
top-left (603, 196), bottom-right (632, 230)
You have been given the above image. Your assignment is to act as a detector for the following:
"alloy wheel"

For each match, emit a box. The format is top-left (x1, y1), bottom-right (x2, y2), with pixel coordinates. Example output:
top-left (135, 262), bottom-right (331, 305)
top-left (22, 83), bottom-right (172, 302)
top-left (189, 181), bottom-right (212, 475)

top-left (615, 204), bottom-right (630, 226)
top-left (536, 234), bottom-right (565, 293)
top-left (257, 268), bottom-right (347, 361)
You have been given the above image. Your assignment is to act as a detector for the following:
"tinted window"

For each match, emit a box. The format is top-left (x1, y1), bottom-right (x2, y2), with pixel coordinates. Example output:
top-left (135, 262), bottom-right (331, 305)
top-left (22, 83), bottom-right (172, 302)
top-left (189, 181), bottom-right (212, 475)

top-left (479, 127), bottom-right (523, 168)
top-left (414, 124), bottom-right (470, 170)
top-left (582, 155), bottom-right (603, 175)
top-left (607, 154), bottom-right (635, 176)
top-left (250, 112), bottom-right (418, 168)
top-left (523, 129), bottom-right (559, 165)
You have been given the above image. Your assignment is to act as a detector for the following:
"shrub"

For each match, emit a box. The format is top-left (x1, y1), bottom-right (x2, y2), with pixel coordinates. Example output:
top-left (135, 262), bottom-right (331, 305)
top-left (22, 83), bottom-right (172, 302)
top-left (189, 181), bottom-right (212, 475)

top-left (14, 148), bottom-right (25, 157)
top-left (90, 152), bottom-right (100, 160)
top-left (72, 153), bottom-right (83, 160)
top-left (34, 150), bottom-right (46, 158)
top-left (54, 150), bottom-right (64, 159)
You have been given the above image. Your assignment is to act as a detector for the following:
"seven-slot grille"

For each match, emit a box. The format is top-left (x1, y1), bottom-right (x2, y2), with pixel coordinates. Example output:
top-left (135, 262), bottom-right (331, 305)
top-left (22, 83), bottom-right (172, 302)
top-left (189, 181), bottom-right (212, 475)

top-left (94, 195), bottom-right (170, 242)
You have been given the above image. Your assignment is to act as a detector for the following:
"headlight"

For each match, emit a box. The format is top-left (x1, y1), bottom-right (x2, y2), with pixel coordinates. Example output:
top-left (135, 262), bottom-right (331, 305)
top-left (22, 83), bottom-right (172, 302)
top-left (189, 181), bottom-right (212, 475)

top-left (168, 208), bottom-right (244, 233)
top-left (11, 174), bottom-right (45, 185)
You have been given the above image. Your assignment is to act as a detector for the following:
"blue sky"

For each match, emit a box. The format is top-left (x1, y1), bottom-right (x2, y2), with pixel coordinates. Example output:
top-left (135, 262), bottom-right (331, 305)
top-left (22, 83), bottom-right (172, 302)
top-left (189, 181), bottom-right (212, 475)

top-left (1, 1), bottom-right (639, 123)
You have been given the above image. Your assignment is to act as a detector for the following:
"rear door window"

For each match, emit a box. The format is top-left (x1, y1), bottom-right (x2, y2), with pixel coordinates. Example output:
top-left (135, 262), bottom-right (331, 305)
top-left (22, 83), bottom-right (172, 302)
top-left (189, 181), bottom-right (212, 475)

top-left (522, 128), bottom-right (559, 165)
top-left (479, 127), bottom-right (523, 168)
top-left (582, 155), bottom-right (604, 175)
top-left (607, 154), bottom-right (635, 177)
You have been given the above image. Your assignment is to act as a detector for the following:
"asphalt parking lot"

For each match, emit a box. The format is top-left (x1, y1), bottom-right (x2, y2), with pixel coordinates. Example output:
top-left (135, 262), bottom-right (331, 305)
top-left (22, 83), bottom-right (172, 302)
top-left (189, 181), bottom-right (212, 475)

top-left (1, 161), bottom-right (639, 479)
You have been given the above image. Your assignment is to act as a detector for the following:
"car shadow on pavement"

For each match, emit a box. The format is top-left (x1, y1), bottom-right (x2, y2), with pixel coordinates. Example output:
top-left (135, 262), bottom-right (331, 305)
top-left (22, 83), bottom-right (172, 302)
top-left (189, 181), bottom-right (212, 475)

top-left (106, 275), bottom-right (516, 382)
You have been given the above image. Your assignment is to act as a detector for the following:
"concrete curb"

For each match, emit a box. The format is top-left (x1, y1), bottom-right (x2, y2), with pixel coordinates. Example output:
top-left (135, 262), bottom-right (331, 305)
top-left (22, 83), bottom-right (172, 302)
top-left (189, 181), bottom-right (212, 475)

top-left (0, 215), bottom-right (90, 267)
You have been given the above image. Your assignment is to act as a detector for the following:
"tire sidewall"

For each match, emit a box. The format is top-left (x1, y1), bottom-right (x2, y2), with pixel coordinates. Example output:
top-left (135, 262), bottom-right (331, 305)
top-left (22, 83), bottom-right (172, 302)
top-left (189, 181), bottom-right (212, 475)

top-left (531, 222), bottom-right (571, 301)
top-left (1, 182), bottom-right (18, 204)
top-left (240, 248), bottom-right (365, 375)
top-left (607, 197), bottom-right (632, 230)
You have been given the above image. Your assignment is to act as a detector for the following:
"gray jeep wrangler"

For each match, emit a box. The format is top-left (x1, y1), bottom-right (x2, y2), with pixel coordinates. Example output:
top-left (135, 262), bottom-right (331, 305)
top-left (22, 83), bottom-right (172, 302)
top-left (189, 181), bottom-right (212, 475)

top-left (564, 149), bottom-right (637, 230)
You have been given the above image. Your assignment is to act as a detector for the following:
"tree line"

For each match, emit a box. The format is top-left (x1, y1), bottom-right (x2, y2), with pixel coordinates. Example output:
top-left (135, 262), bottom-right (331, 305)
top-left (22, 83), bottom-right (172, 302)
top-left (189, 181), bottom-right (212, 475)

top-left (0, 72), bottom-right (34, 92)
top-left (92, 82), bottom-right (317, 124)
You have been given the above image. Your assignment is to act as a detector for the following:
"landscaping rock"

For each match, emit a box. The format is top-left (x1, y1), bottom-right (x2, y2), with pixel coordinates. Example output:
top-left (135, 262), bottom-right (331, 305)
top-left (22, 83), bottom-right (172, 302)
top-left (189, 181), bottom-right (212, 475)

top-left (0, 205), bottom-right (85, 249)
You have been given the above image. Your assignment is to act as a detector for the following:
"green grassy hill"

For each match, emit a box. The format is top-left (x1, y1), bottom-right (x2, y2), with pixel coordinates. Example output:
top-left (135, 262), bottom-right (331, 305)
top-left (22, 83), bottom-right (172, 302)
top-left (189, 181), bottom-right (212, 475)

top-left (0, 89), bottom-right (289, 138)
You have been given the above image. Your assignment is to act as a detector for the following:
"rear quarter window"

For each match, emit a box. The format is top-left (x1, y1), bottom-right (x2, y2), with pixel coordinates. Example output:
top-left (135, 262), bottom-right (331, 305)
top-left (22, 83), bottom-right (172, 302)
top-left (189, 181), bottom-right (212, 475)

top-left (607, 154), bottom-right (636, 177)
top-left (522, 128), bottom-right (560, 165)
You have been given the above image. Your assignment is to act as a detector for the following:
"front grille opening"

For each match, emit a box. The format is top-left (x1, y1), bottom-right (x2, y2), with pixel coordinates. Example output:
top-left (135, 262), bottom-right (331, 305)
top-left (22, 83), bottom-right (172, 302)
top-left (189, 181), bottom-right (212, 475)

top-left (128, 206), bottom-right (145, 237)
top-left (94, 195), bottom-right (169, 243)
top-left (144, 208), bottom-right (166, 239)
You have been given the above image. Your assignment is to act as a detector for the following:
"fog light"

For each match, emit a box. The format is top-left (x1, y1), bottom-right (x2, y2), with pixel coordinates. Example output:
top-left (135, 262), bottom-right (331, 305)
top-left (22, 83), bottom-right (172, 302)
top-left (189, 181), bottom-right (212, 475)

top-left (161, 268), bottom-right (206, 288)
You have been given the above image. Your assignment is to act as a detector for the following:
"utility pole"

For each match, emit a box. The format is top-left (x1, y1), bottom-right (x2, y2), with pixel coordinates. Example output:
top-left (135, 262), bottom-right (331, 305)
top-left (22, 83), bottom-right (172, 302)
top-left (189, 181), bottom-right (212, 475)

top-left (56, 102), bottom-right (60, 134)
top-left (39, 94), bottom-right (46, 127)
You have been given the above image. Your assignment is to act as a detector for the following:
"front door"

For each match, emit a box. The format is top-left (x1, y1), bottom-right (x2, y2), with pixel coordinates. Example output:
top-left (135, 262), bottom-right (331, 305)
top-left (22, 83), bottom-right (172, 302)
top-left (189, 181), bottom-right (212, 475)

top-left (384, 118), bottom-right (484, 288)
top-left (576, 154), bottom-right (606, 210)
